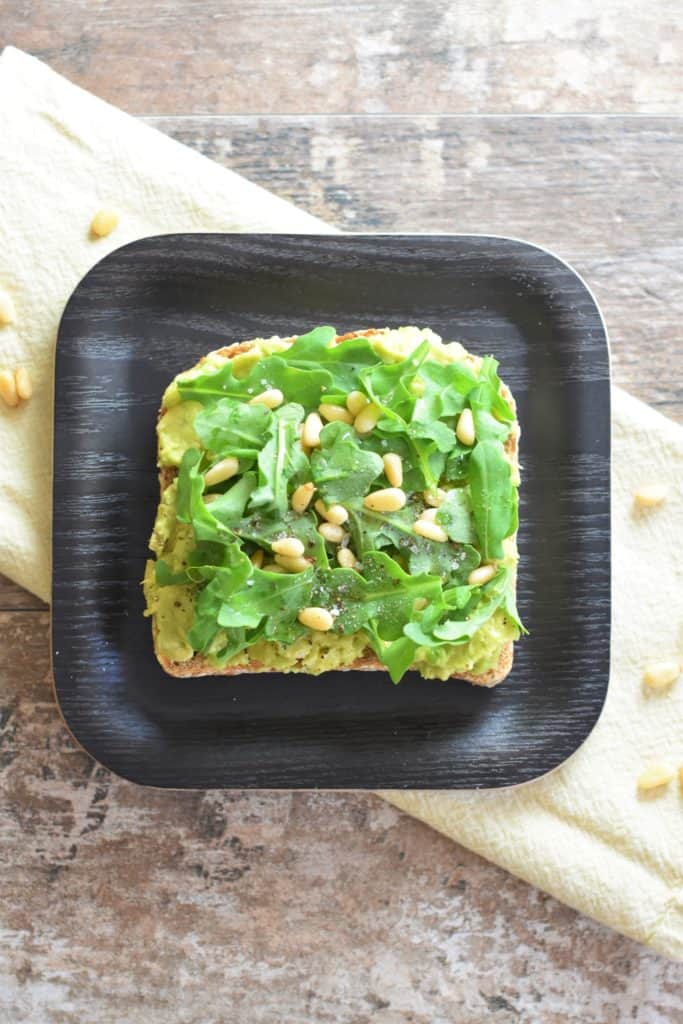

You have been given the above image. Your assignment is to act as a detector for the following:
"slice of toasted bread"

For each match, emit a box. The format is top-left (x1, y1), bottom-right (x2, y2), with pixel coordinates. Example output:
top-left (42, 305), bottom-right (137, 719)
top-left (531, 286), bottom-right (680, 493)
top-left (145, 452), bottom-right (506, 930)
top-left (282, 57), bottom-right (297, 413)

top-left (151, 329), bottom-right (519, 687)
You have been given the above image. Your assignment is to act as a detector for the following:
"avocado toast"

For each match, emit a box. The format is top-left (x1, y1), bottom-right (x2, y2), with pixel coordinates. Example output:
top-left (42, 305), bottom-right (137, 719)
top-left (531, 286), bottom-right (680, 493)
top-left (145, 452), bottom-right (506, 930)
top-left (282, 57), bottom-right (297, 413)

top-left (144, 326), bottom-right (524, 685)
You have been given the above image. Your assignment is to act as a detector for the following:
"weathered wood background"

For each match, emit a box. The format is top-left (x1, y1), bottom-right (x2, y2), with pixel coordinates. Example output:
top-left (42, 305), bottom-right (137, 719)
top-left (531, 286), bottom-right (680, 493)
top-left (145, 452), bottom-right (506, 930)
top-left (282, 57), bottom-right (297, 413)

top-left (2, 4), bottom-right (683, 1019)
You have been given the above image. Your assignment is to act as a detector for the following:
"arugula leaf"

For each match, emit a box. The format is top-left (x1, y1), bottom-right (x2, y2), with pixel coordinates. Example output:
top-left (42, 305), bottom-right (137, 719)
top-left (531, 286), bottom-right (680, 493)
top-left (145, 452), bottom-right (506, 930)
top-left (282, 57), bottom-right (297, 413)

top-left (360, 341), bottom-right (430, 421)
top-left (194, 398), bottom-right (271, 459)
top-left (208, 473), bottom-right (257, 526)
top-left (468, 440), bottom-right (517, 560)
top-left (286, 328), bottom-right (380, 393)
top-left (437, 488), bottom-right (477, 544)
top-left (178, 354), bottom-right (332, 409)
top-left (414, 358), bottom-right (477, 420)
top-left (236, 508), bottom-right (328, 567)
top-left (216, 565), bottom-right (314, 635)
top-left (404, 568), bottom-right (510, 648)
top-left (248, 404), bottom-right (309, 514)
top-left (311, 422), bottom-right (384, 505)
top-left (478, 356), bottom-right (515, 423)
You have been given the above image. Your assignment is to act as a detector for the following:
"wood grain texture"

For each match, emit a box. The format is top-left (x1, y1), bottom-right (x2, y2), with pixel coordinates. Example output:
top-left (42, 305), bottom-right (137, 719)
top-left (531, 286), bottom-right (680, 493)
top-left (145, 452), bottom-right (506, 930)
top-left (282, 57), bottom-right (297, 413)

top-left (3, 0), bottom-right (682, 114)
top-left (1, 115), bottom-right (682, 1017)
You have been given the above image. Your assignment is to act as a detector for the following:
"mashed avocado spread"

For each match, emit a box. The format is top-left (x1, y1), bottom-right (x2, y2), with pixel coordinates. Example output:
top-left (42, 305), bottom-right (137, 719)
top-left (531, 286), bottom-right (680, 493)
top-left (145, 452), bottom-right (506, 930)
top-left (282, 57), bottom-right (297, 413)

top-left (144, 326), bottom-right (524, 683)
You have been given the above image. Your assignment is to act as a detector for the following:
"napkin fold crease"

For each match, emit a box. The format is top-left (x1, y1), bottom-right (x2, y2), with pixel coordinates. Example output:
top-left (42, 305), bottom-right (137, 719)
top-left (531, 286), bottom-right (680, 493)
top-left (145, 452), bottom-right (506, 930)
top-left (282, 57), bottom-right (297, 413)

top-left (0, 47), bottom-right (681, 960)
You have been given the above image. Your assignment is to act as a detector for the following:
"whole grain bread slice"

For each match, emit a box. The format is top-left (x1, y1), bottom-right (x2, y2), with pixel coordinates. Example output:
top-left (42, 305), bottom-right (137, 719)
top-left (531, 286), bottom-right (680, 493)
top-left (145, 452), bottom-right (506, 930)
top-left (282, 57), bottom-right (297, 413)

top-left (152, 330), bottom-right (519, 686)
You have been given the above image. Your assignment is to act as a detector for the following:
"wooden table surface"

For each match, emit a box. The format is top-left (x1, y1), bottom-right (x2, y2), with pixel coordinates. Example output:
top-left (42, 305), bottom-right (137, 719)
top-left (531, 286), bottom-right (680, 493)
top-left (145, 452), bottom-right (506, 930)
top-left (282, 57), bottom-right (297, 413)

top-left (2, 6), bottom-right (683, 1021)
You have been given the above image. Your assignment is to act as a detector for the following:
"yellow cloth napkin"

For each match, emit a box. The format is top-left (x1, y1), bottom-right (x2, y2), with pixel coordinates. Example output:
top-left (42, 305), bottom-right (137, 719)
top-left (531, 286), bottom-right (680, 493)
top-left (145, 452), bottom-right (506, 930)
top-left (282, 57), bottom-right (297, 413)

top-left (1, 48), bottom-right (681, 960)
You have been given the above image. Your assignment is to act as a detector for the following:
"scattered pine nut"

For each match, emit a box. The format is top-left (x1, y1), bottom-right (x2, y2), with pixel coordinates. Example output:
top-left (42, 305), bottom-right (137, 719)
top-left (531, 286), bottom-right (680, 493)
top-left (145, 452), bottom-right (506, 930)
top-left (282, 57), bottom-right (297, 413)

top-left (413, 519), bottom-right (448, 543)
top-left (14, 366), bottom-right (32, 401)
top-left (249, 388), bottom-right (283, 409)
top-left (298, 607), bottom-right (334, 632)
top-left (456, 408), bottom-right (476, 446)
top-left (0, 291), bottom-right (17, 326)
top-left (291, 482), bottom-right (315, 514)
top-left (637, 763), bottom-right (674, 791)
top-left (634, 485), bottom-right (667, 508)
top-left (337, 548), bottom-right (357, 569)
top-left (263, 562), bottom-right (286, 573)
top-left (204, 456), bottom-right (239, 487)
top-left (302, 411), bottom-right (323, 448)
top-left (319, 402), bottom-right (353, 424)
top-left (251, 549), bottom-right (264, 568)
top-left (203, 493), bottom-right (220, 505)
top-left (274, 553), bottom-right (309, 573)
top-left (643, 661), bottom-right (680, 691)
top-left (413, 597), bottom-right (428, 611)
top-left (0, 369), bottom-right (19, 408)
top-left (363, 487), bottom-right (407, 513)
top-left (90, 208), bottom-right (119, 238)
top-left (468, 564), bottom-right (497, 586)
top-left (316, 502), bottom-right (348, 526)
top-left (318, 522), bottom-right (346, 544)
top-left (272, 537), bottom-right (305, 558)
top-left (353, 403), bottom-right (381, 435)
top-left (424, 488), bottom-right (447, 507)
top-left (346, 390), bottom-right (369, 417)
top-left (383, 453), bottom-right (403, 487)
top-left (419, 507), bottom-right (438, 522)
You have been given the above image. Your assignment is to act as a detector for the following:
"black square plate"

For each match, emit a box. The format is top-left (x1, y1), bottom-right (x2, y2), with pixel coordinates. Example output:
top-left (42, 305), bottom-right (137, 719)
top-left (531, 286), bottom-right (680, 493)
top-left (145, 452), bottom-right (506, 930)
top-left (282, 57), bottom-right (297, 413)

top-left (52, 234), bottom-right (610, 789)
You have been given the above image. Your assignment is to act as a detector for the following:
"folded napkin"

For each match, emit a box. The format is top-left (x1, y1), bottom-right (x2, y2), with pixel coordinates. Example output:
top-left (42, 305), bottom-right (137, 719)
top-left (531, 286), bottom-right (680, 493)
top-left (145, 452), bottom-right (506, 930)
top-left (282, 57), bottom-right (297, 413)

top-left (1, 47), bottom-right (681, 960)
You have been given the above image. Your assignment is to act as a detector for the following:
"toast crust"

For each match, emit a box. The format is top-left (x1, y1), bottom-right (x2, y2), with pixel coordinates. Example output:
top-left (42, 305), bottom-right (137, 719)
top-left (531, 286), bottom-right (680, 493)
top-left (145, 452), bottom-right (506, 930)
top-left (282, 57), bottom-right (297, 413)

top-left (152, 330), bottom-right (518, 687)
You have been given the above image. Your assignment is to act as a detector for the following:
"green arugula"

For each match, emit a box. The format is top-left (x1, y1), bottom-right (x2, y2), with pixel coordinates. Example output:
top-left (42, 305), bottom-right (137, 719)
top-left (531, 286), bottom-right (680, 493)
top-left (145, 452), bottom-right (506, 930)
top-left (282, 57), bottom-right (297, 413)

top-left (194, 398), bottom-right (271, 460)
top-left (311, 422), bottom-right (384, 505)
top-left (248, 404), bottom-right (309, 514)
top-left (468, 440), bottom-right (517, 560)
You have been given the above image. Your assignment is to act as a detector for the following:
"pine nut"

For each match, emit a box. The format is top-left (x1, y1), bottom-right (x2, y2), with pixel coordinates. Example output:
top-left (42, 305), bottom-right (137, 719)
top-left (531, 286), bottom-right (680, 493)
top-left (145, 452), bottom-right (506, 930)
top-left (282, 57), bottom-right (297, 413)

top-left (249, 388), bottom-right (283, 409)
top-left (263, 562), bottom-right (286, 573)
top-left (319, 402), bottom-right (353, 425)
top-left (424, 488), bottom-right (447, 507)
top-left (302, 411), bottom-right (323, 448)
top-left (468, 565), bottom-right (497, 586)
top-left (318, 522), bottom-right (346, 543)
top-left (679, 765), bottom-right (683, 790)
top-left (413, 519), bottom-right (448, 543)
top-left (363, 487), bottom-right (407, 513)
top-left (251, 549), bottom-right (264, 568)
top-left (337, 548), bottom-right (357, 569)
top-left (643, 661), bottom-right (680, 691)
top-left (383, 453), bottom-right (403, 487)
top-left (637, 763), bottom-right (674, 791)
top-left (90, 208), bottom-right (119, 237)
top-left (272, 537), bottom-right (305, 558)
top-left (291, 482), bottom-right (315, 513)
top-left (204, 456), bottom-right (239, 486)
top-left (298, 607), bottom-right (334, 632)
top-left (203, 493), bottom-right (220, 505)
top-left (456, 408), bottom-right (476, 446)
top-left (14, 366), bottom-right (32, 401)
top-left (354, 403), bottom-right (382, 435)
top-left (0, 369), bottom-right (19, 408)
top-left (316, 502), bottom-right (348, 526)
top-left (634, 485), bottom-right (667, 508)
top-left (346, 390), bottom-right (369, 417)
top-left (0, 291), bottom-right (17, 326)
top-left (413, 597), bottom-right (428, 611)
top-left (274, 553), bottom-right (309, 572)
top-left (419, 507), bottom-right (438, 522)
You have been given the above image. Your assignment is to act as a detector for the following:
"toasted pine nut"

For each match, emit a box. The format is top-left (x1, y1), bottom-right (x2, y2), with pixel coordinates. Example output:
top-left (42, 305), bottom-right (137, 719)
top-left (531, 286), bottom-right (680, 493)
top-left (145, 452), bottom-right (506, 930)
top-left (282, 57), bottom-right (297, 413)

top-left (346, 390), bottom-right (369, 417)
top-left (468, 565), bottom-right (497, 586)
top-left (249, 388), bottom-right (283, 409)
top-left (363, 487), bottom-right (407, 513)
top-left (413, 597), bottom-right (428, 611)
top-left (337, 547), bottom-right (357, 569)
top-left (319, 402), bottom-right (353, 425)
top-left (0, 291), bottom-right (17, 326)
top-left (419, 507), bottom-right (438, 522)
top-left (14, 366), bottom-right (32, 400)
top-left (90, 208), bottom-right (119, 237)
top-left (643, 661), bottom-right (680, 691)
top-left (318, 522), bottom-right (346, 544)
top-left (637, 763), bottom-right (674, 791)
top-left (456, 408), bottom-right (476, 446)
top-left (323, 503), bottom-right (349, 526)
top-left (204, 456), bottom-right (239, 487)
top-left (413, 519), bottom-right (449, 543)
top-left (383, 453), bottom-right (403, 487)
top-left (314, 499), bottom-right (328, 518)
top-left (274, 553), bottom-right (310, 572)
top-left (203, 493), bottom-right (220, 505)
top-left (634, 485), bottom-right (668, 508)
top-left (302, 411), bottom-right (323, 448)
top-left (272, 537), bottom-right (305, 558)
top-left (0, 369), bottom-right (19, 408)
top-left (424, 488), bottom-right (447, 507)
top-left (298, 606), bottom-right (334, 631)
top-left (263, 562), bottom-right (285, 573)
top-left (354, 403), bottom-right (382, 435)
top-left (251, 549), bottom-right (264, 568)
top-left (291, 481), bottom-right (315, 513)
